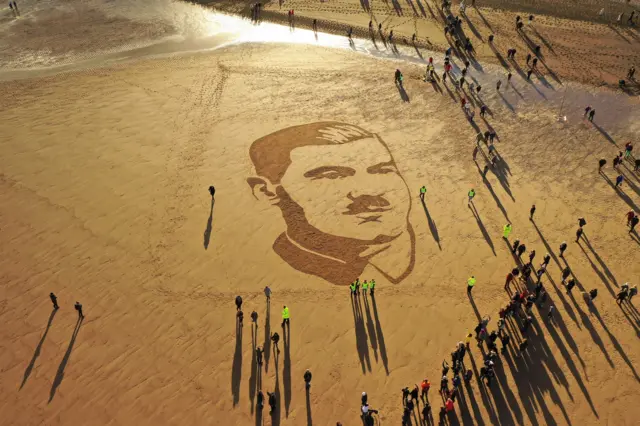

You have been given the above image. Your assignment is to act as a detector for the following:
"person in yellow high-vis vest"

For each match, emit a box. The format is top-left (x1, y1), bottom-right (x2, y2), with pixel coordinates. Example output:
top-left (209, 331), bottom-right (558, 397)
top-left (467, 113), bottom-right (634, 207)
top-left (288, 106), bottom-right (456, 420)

top-left (362, 280), bottom-right (369, 296)
top-left (502, 224), bottom-right (512, 239)
top-left (349, 281), bottom-right (357, 296)
top-left (467, 276), bottom-right (476, 295)
top-left (281, 305), bottom-right (290, 328)
top-left (370, 279), bottom-right (376, 296)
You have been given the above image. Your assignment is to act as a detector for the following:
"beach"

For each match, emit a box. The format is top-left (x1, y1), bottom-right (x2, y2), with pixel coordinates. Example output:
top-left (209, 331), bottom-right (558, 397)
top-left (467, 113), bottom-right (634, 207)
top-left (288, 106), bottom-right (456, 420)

top-left (1, 1), bottom-right (640, 425)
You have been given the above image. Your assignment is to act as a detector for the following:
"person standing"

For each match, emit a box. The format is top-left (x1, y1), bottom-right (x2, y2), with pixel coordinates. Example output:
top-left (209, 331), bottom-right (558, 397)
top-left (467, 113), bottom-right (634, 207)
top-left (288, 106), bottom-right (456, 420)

top-left (505, 271), bottom-right (514, 290)
top-left (208, 185), bottom-right (216, 198)
top-left (350, 280), bottom-right (357, 296)
top-left (264, 286), bottom-right (271, 302)
top-left (420, 186), bottom-right (427, 201)
top-left (588, 109), bottom-right (595, 122)
top-left (559, 242), bottom-right (567, 258)
top-left (627, 211), bottom-right (636, 227)
top-left (517, 243), bottom-right (527, 258)
top-left (304, 369), bottom-right (312, 389)
top-left (237, 310), bottom-right (244, 327)
top-left (420, 379), bottom-right (431, 401)
top-left (235, 295), bottom-right (243, 311)
top-left (503, 223), bottom-right (512, 239)
top-left (362, 280), bottom-right (369, 296)
top-left (527, 69), bottom-right (533, 80)
top-left (257, 390), bottom-right (264, 410)
top-left (370, 279), bottom-right (376, 296)
top-left (565, 278), bottom-right (576, 294)
top-left (251, 310), bottom-right (258, 324)
top-left (616, 174), bottom-right (624, 188)
top-left (473, 145), bottom-right (479, 161)
top-left (526, 53), bottom-right (531, 65)
top-left (256, 346), bottom-right (263, 365)
top-left (271, 332), bottom-right (280, 353)
top-left (576, 227), bottom-right (584, 242)
top-left (629, 285), bottom-right (638, 301)
top-left (616, 289), bottom-right (628, 305)
top-left (528, 250), bottom-right (536, 265)
top-left (468, 189), bottom-right (476, 204)
top-left (560, 266), bottom-right (571, 283)
top-left (497, 80), bottom-right (502, 90)
top-left (74, 301), bottom-right (84, 319)
top-left (281, 305), bottom-right (290, 328)
top-left (467, 276), bottom-right (476, 295)
top-left (630, 216), bottom-right (639, 233)
top-left (50, 292), bottom-right (59, 310)
top-left (516, 338), bottom-right (528, 357)
top-left (529, 204), bottom-right (536, 220)
top-left (598, 158), bottom-right (606, 172)
top-left (268, 391), bottom-right (277, 414)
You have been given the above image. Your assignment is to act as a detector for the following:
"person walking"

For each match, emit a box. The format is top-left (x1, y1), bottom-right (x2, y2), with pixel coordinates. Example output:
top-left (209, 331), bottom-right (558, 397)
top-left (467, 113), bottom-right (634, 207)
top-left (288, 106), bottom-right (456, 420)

top-left (468, 188), bottom-right (476, 204)
top-left (529, 204), bottom-right (536, 220)
top-left (257, 390), bottom-right (264, 410)
top-left (467, 276), bottom-right (476, 295)
top-left (630, 216), bottom-right (639, 233)
top-left (264, 286), bottom-right (271, 302)
top-left (561, 267), bottom-right (571, 283)
top-left (304, 369), bottom-right (312, 389)
top-left (588, 109), bottom-right (595, 122)
top-left (528, 250), bottom-right (536, 265)
top-left (616, 174), bottom-right (624, 188)
top-left (271, 332), bottom-right (280, 353)
top-left (559, 241), bottom-right (567, 258)
top-left (281, 305), bottom-right (290, 328)
top-left (503, 223), bottom-right (512, 239)
top-left (420, 186), bottom-right (427, 202)
top-left (208, 185), bottom-right (216, 198)
top-left (526, 53), bottom-right (531, 65)
top-left (565, 278), bottom-right (576, 294)
top-left (251, 310), bottom-right (258, 324)
top-left (547, 305), bottom-right (555, 321)
top-left (511, 239), bottom-right (521, 254)
top-left (74, 301), bottom-right (84, 319)
top-left (532, 57), bottom-right (538, 69)
top-left (598, 158), bottom-right (607, 172)
top-left (235, 295), bottom-right (243, 311)
top-left (497, 80), bottom-right (502, 91)
top-left (473, 145), bottom-right (479, 161)
top-left (527, 69), bottom-right (533, 80)
top-left (50, 292), bottom-right (59, 310)
top-left (576, 227), bottom-right (584, 242)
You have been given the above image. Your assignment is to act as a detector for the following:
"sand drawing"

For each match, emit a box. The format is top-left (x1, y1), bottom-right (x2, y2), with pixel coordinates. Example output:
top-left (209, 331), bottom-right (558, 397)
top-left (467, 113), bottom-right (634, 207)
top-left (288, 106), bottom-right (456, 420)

top-left (248, 122), bottom-right (415, 285)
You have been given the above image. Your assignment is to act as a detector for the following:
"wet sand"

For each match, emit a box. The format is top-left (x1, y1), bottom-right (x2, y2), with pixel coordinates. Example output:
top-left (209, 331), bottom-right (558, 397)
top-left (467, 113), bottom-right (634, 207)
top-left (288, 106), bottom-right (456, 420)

top-left (1, 1), bottom-right (640, 426)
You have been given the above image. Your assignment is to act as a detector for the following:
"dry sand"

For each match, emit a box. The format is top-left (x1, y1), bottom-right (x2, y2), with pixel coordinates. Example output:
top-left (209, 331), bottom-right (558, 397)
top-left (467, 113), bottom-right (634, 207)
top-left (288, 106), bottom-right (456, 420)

top-left (1, 1), bottom-right (640, 426)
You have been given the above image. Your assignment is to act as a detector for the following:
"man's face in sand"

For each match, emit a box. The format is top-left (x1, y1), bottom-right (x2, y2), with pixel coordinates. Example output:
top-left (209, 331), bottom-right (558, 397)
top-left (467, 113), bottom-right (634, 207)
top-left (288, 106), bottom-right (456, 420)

top-left (279, 137), bottom-right (410, 241)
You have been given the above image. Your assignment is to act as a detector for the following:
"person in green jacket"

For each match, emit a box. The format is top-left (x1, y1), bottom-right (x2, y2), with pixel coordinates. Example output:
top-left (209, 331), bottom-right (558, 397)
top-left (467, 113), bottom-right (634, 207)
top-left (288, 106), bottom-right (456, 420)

top-left (467, 276), bottom-right (476, 294)
top-left (350, 281), bottom-right (357, 296)
top-left (503, 224), bottom-right (512, 239)
top-left (370, 279), bottom-right (376, 296)
top-left (362, 280), bottom-right (369, 296)
top-left (420, 186), bottom-right (427, 201)
top-left (281, 305), bottom-right (290, 328)
top-left (468, 189), bottom-right (476, 204)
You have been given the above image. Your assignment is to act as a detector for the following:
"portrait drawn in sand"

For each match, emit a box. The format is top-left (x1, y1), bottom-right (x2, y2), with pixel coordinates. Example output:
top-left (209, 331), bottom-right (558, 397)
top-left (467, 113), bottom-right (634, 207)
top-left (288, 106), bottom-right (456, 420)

top-left (247, 122), bottom-right (416, 285)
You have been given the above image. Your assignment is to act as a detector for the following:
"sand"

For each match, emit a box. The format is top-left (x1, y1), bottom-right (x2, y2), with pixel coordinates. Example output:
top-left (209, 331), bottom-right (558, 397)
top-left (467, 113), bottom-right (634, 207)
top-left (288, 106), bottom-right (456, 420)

top-left (1, 1), bottom-right (640, 425)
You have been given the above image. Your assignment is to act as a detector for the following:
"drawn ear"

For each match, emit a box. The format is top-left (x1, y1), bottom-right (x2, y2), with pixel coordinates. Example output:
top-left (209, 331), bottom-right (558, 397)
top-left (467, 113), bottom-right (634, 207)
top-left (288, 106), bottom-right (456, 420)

top-left (247, 177), bottom-right (279, 203)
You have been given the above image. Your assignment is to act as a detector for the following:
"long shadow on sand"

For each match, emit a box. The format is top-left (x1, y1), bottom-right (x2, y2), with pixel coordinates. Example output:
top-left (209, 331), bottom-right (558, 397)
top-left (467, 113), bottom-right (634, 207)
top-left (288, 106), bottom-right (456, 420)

top-left (371, 294), bottom-right (389, 375)
top-left (283, 325), bottom-right (292, 417)
top-left (48, 317), bottom-right (83, 403)
top-left (420, 199), bottom-right (442, 250)
top-left (21, 309), bottom-right (57, 390)
top-left (396, 82), bottom-right (410, 102)
top-left (249, 323), bottom-right (258, 413)
top-left (231, 318), bottom-right (243, 406)
top-left (363, 293), bottom-right (379, 363)
top-left (468, 202), bottom-right (496, 256)
top-left (351, 294), bottom-right (372, 374)
top-left (204, 198), bottom-right (215, 249)
top-left (264, 300), bottom-right (271, 372)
